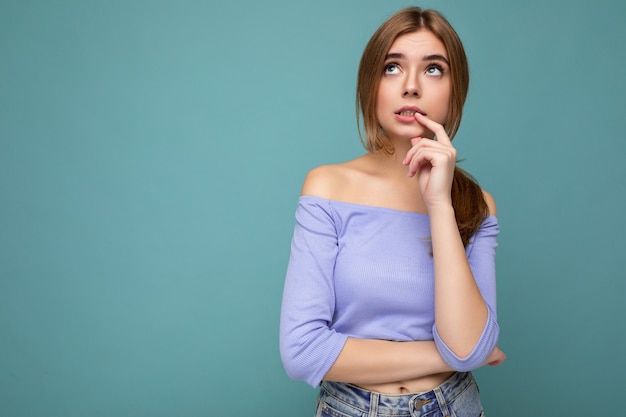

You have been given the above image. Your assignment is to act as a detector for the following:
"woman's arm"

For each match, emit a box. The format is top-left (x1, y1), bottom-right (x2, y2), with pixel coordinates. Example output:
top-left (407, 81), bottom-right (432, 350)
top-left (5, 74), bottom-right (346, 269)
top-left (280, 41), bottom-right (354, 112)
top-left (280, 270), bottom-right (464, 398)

top-left (323, 338), bottom-right (453, 385)
top-left (325, 339), bottom-right (506, 385)
top-left (404, 113), bottom-right (500, 368)
top-left (430, 203), bottom-right (491, 355)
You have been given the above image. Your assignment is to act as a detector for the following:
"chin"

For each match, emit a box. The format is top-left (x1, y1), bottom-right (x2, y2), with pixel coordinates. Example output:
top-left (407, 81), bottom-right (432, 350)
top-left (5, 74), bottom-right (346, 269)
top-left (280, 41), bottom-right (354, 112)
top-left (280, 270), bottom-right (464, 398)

top-left (398, 128), bottom-right (431, 140)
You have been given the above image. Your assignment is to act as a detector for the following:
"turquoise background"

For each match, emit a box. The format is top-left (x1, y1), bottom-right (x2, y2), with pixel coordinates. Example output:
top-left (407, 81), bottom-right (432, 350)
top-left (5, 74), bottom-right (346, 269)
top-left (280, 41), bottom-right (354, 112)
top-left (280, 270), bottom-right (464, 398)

top-left (1, 0), bottom-right (624, 415)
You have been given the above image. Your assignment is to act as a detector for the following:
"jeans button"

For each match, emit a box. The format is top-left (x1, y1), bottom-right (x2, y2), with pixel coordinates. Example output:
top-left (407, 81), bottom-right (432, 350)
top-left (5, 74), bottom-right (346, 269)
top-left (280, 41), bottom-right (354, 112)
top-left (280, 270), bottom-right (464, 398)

top-left (415, 398), bottom-right (431, 408)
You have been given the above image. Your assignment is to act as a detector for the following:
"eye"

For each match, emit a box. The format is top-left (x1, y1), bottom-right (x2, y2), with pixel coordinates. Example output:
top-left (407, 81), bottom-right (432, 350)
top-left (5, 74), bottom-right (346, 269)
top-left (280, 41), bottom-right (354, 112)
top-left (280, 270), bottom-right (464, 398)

top-left (384, 62), bottom-right (401, 75)
top-left (426, 64), bottom-right (444, 77)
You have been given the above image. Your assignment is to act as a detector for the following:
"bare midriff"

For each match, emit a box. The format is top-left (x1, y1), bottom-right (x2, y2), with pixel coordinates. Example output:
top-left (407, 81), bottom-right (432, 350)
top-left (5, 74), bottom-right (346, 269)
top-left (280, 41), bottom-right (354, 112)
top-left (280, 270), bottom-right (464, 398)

top-left (355, 371), bottom-right (456, 394)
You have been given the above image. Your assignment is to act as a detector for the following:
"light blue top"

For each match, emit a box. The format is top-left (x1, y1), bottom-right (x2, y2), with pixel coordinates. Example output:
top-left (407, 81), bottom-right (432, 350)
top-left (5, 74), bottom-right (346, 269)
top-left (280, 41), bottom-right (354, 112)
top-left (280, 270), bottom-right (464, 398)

top-left (280, 195), bottom-right (500, 387)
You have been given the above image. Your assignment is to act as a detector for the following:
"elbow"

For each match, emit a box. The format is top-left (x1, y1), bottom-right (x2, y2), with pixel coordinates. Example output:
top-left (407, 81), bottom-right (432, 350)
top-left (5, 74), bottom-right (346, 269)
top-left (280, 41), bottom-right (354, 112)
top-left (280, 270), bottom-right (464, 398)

top-left (445, 352), bottom-right (491, 373)
top-left (279, 331), bottom-right (310, 381)
top-left (279, 344), bottom-right (310, 383)
top-left (279, 327), bottom-right (348, 388)
top-left (279, 341), bottom-right (328, 388)
top-left (434, 315), bottom-right (500, 372)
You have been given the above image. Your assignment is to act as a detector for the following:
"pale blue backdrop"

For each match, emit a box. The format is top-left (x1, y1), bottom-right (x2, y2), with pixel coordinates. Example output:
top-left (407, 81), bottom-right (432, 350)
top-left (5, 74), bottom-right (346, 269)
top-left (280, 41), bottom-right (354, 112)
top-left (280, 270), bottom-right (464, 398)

top-left (1, 0), bottom-right (624, 416)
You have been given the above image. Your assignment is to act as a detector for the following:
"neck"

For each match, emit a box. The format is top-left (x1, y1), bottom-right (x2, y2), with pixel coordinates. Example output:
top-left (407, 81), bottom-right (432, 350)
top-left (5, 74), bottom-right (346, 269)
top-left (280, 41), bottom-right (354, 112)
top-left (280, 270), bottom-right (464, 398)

top-left (368, 147), bottom-right (413, 180)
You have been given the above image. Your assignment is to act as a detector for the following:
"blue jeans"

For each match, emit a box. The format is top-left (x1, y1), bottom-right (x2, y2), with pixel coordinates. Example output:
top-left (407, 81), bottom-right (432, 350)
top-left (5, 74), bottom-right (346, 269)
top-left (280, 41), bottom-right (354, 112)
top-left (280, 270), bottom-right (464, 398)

top-left (316, 372), bottom-right (484, 417)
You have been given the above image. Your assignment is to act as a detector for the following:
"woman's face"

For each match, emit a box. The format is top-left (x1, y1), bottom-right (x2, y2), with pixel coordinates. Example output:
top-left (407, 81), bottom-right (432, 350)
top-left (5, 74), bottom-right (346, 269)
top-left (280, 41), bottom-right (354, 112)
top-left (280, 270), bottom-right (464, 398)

top-left (376, 29), bottom-right (451, 142)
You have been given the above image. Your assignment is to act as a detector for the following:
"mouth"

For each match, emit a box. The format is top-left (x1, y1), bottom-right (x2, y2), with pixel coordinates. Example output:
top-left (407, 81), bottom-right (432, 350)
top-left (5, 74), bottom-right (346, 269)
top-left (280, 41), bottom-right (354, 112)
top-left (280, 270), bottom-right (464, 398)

top-left (395, 106), bottom-right (426, 117)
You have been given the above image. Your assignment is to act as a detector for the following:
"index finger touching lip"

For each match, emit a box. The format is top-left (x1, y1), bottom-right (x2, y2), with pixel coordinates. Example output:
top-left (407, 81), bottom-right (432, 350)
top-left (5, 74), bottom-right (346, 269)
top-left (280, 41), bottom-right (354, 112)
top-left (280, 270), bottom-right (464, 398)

top-left (414, 113), bottom-right (449, 142)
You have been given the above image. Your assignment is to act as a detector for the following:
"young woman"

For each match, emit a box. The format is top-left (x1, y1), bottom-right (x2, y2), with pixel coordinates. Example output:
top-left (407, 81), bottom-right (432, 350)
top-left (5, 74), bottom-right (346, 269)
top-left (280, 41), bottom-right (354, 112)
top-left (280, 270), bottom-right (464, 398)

top-left (280, 7), bottom-right (506, 416)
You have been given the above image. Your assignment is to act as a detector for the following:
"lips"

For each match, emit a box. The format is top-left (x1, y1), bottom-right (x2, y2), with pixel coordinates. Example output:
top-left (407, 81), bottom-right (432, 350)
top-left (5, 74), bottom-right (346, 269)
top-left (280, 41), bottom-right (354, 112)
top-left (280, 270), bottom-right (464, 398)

top-left (395, 106), bottom-right (426, 116)
top-left (394, 106), bottom-right (427, 123)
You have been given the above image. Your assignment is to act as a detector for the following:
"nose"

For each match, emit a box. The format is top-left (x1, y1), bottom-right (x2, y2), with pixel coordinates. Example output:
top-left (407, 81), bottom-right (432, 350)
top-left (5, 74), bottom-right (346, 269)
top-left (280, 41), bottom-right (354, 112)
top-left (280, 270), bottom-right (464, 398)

top-left (403, 73), bottom-right (420, 97)
top-left (403, 84), bottom-right (420, 97)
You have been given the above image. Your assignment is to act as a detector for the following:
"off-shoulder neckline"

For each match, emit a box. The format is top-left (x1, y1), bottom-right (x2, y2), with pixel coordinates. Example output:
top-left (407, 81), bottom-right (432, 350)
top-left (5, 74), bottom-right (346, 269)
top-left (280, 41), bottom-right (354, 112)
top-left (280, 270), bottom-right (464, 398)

top-left (299, 194), bottom-right (498, 220)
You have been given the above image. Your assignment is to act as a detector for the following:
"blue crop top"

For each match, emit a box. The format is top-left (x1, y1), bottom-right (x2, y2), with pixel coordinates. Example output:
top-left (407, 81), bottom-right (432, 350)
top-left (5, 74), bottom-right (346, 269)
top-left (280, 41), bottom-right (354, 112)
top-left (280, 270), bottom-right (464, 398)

top-left (279, 195), bottom-right (500, 387)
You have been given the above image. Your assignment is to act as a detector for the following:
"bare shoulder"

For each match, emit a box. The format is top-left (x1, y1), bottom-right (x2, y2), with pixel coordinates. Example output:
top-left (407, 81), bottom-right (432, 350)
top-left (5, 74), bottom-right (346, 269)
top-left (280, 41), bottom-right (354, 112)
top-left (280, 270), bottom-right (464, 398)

top-left (301, 156), bottom-right (369, 200)
top-left (482, 189), bottom-right (497, 216)
top-left (301, 164), bottom-right (348, 199)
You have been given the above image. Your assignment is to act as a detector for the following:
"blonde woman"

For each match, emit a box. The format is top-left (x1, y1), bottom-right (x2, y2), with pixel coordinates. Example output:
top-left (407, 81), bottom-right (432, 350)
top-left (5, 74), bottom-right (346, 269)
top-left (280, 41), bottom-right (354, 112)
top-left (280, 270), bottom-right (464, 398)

top-left (280, 7), bottom-right (506, 416)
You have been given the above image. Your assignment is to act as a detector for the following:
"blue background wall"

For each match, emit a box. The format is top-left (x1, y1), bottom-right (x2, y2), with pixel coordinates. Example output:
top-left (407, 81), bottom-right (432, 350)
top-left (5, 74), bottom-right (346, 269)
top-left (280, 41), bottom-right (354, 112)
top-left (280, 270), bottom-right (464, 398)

top-left (1, 0), bottom-right (624, 415)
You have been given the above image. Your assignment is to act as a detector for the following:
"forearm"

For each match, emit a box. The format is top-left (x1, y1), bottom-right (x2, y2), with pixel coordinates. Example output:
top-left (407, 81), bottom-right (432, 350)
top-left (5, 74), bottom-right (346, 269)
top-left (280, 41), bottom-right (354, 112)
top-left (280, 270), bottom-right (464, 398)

top-left (323, 337), bottom-right (453, 385)
top-left (429, 205), bottom-right (489, 358)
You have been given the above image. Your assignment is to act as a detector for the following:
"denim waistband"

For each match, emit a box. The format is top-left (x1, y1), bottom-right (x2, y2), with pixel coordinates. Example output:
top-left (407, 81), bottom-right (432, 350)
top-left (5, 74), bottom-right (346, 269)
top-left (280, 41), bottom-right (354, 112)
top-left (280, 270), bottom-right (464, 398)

top-left (320, 372), bottom-right (474, 416)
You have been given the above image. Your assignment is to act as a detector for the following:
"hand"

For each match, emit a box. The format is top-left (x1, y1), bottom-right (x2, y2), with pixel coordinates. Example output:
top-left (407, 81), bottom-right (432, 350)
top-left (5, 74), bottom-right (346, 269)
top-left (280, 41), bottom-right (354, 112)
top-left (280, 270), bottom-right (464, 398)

top-left (484, 345), bottom-right (506, 367)
top-left (401, 113), bottom-right (456, 209)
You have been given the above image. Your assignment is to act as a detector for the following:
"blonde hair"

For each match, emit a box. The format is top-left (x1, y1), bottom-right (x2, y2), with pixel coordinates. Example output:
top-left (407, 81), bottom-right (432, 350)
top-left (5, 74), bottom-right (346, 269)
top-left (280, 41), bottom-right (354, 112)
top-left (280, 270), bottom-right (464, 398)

top-left (356, 7), bottom-right (488, 245)
top-left (357, 7), bottom-right (468, 152)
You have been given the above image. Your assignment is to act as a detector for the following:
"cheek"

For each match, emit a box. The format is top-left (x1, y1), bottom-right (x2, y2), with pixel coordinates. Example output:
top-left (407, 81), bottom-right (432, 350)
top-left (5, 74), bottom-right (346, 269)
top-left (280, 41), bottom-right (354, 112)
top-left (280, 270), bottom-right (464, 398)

top-left (433, 89), bottom-right (451, 124)
top-left (376, 86), bottom-right (388, 107)
top-left (375, 89), bottom-right (391, 118)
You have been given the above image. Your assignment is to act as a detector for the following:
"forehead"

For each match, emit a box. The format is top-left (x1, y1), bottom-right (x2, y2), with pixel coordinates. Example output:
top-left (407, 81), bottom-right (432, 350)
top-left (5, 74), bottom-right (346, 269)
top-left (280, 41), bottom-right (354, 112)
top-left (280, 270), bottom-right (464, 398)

top-left (387, 30), bottom-right (447, 58)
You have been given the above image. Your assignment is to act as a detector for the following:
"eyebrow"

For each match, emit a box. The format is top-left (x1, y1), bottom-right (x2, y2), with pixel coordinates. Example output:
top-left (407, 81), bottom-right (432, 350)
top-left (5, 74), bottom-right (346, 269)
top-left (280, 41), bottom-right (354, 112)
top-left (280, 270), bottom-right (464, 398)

top-left (385, 52), bottom-right (450, 65)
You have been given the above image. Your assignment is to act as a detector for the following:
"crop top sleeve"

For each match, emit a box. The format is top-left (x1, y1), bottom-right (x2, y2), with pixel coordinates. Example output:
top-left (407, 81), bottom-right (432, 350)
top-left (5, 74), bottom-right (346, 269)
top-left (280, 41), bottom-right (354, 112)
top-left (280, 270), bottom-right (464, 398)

top-left (279, 198), bottom-right (349, 387)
